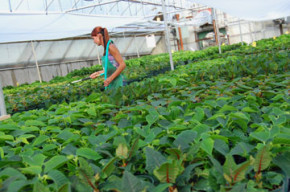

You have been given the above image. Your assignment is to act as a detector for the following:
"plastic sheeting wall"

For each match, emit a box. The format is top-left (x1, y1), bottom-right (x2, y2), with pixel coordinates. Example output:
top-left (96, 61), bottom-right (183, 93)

top-left (0, 60), bottom-right (97, 87)
top-left (155, 11), bottom-right (289, 53)
top-left (0, 36), bottom-right (160, 86)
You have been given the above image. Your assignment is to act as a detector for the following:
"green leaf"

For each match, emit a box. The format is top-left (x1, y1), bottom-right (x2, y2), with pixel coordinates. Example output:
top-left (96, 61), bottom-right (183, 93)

top-left (273, 152), bottom-right (290, 177)
top-left (208, 156), bottom-right (223, 175)
top-left (146, 109), bottom-right (159, 126)
top-left (230, 142), bottom-right (255, 156)
top-left (78, 157), bottom-right (94, 178)
top-left (33, 181), bottom-right (50, 192)
top-left (57, 130), bottom-right (75, 141)
top-left (128, 136), bottom-right (140, 159)
top-left (0, 134), bottom-right (14, 141)
top-left (271, 94), bottom-right (284, 101)
top-left (192, 124), bottom-right (210, 140)
top-left (25, 120), bottom-right (46, 127)
top-left (47, 170), bottom-right (69, 188)
top-left (173, 130), bottom-right (197, 151)
top-left (32, 135), bottom-right (49, 146)
top-left (58, 183), bottom-right (70, 192)
top-left (101, 157), bottom-right (117, 179)
top-left (219, 105), bottom-right (237, 113)
top-left (201, 138), bottom-right (214, 156)
top-left (214, 139), bottom-right (229, 156)
top-left (193, 107), bottom-right (204, 122)
top-left (254, 144), bottom-right (271, 173)
top-left (153, 160), bottom-right (184, 183)
top-left (233, 157), bottom-right (254, 182)
top-left (0, 167), bottom-right (26, 180)
top-left (121, 171), bottom-right (144, 192)
top-left (230, 112), bottom-right (250, 122)
top-left (273, 133), bottom-right (290, 145)
top-left (208, 113), bottom-right (226, 121)
top-left (23, 154), bottom-right (47, 166)
top-left (145, 147), bottom-right (166, 174)
top-left (0, 161), bottom-right (22, 169)
top-left (116, 143), bottom-right (128, 159)
top-left (76, 148), bottom-right (102, 160)
top-left (87, 106), bottom-right (97, 117)
top-left (223, 155), bottom-right (237, 184)
top-left (7, 180), bottom-right (30, 192)
top-left (0, 147), bottom-right (4, 159)
top-left (176, 162), bottom-right (203, 184)
top-left (152, 183), bottom-right (173, 192)
top-left (0, 124), bottom-right (19, 131)
top-left (250, 131), bottom-right (270, 142)
top-left (169, 78), bottom-right (177, 87)
top-left (165, 148), bottom-right (182, 160)
top-left (242, 107), bottom-right (257, 113)
top-left (19, 166), bottom-right (41, 175)
top-left (44, 155), bottom-right (68, 173)
top-left (269, 115), bottom-right (286, 125)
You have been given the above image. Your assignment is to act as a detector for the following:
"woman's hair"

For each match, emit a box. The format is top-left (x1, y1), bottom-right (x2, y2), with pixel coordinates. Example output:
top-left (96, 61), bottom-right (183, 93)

top-left (91, 26), bottom-right (110, 56)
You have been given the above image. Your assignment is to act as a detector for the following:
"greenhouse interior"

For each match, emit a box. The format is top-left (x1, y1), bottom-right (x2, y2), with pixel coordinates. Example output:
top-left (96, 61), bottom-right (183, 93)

top-left (0, 0), bottom-right (289, 191)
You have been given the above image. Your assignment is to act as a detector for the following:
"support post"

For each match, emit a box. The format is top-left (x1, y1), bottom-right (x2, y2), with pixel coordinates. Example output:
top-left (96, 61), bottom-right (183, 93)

top-left (96, 46), bottom-right (101, 65)
top-left (248, 21), bottom-right (253, 42)
top-left (176, 14), bottom-right (184, 50)
top-left (238, 19), bottom-right (244, 45)
top-left (0, 79), bottom-right (10, 121)
top-left (161, 0), bottom-right (174, 71)
top-left (31, 41), bottom-right (42, 83)
top-left (279, 24), bottom-right (283, 35)
top-left (212, 8), bottom-right (221, 54)
top-left (134, 36), bottom-right (140, 57)
top-left (8, 0), bottom-right (12, 12)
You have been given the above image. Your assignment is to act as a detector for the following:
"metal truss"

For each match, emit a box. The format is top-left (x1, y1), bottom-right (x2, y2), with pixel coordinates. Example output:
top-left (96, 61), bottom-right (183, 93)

top-left (2, 0), bottom-right (207, 38)
top-left (4, 0), bottom-right (192, 16)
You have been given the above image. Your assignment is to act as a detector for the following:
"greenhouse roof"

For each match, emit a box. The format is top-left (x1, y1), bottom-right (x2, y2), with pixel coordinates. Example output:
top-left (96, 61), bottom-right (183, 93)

top-left (0, 0), bottom-right (289, 43)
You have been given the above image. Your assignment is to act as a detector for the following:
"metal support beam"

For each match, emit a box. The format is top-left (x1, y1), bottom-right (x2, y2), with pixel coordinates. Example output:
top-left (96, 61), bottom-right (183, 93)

top-left (141, 0), bottom-right (145, 16)
top-left (248, 21), bottom-right (253, 42)
top-left (238, 19), bottom-right (244, 45)
top-left (8, 0), bottom-right (12, 12)
top-left (58, 0), bottom-right (63, 12)
top-left (162, 0), bottom-right (174, 71)
top-left (72, 0), bottom-right (81, 9)
top-left (45, 0), bottom-right (48, 14)
top-left (65, 0), bottom-right (119, 13)
top-left (212, 8), bottom-right (221, 54)
top-left (0, 79), bottom-right (7, 117)
top-left (15, 0), bottom-right (25, 11)
top-left (122, 35), bottom-right (135, 55)
top-left (96, 46), bottom-right (101, 65)
top-left (125, 0), bottom-right (185, 9)
top-left (134, 36), bottom-right (140, 57)
top-left (30, 41), bottom-right (43, 83)
top-left (176, 14), bottom-right (184, 50)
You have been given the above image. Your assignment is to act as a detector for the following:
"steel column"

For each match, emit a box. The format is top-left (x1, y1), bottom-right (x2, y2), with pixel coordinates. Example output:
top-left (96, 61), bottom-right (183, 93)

top-left (162, 0), bottom-right (174, 71)
top-left (0, 79), bottom-right (7, 116)
top-left (31, 41), bottom-right (43, 83)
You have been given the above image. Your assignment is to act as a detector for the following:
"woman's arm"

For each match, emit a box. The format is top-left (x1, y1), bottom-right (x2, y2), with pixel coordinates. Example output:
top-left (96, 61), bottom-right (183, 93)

top-left (104, 44), bottom-right (126, 87)
top-left (90, 70), bottom-right (104, 79)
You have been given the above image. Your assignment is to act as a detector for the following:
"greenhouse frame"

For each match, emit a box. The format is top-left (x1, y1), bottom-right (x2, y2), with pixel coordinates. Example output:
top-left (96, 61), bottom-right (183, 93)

top-left (0, 0), bottom-right (290, 191)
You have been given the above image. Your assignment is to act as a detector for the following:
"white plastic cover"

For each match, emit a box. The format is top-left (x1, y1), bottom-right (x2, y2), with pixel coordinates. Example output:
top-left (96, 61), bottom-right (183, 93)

top-left (191, 0), bottom-right (290, 21)
top-left (0, 13), bottom-right (142, 43)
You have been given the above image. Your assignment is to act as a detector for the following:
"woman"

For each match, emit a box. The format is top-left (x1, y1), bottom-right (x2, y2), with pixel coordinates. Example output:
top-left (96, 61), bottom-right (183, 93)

top-left (90, 26), bottom-right (126, 89)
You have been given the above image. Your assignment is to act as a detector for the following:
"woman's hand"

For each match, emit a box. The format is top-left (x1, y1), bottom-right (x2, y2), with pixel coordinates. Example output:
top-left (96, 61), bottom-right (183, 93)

top-left (104, 77), bottom-right (113, 87)
top-left (90, 71), bottom-right (103, 79)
